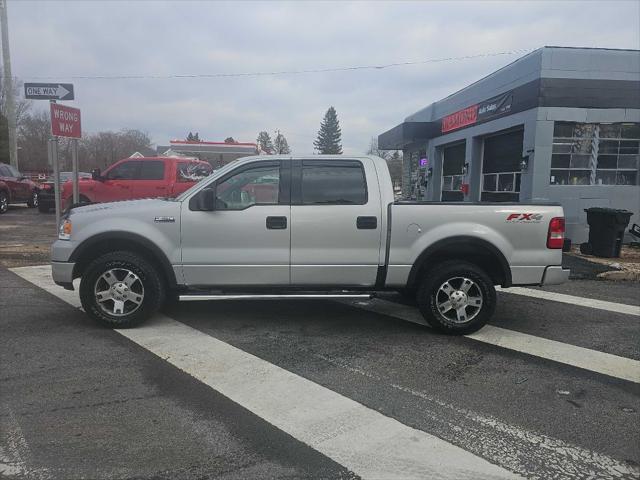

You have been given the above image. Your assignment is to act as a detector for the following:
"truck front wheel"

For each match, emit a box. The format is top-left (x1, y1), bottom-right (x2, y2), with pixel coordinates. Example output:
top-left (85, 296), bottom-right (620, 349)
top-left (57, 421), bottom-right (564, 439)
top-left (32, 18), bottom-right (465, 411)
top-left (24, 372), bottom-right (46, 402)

top-left (416, 261), bottom-right (496, 335)
top-left (80, 251), bottom-right (165, 328)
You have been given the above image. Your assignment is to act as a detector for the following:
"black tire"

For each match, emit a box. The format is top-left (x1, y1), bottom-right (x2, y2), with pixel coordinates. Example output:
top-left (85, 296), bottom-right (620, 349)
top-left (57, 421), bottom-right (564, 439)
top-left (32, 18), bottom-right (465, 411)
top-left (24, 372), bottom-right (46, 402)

top-left (80, 251), bottom-right (165, 328)
top-left (0, 191), bottom-right (8, 214)
top-left (27, 190), bottom-right (39, 208)
top-left (416, 260), bottom-right (496, 335)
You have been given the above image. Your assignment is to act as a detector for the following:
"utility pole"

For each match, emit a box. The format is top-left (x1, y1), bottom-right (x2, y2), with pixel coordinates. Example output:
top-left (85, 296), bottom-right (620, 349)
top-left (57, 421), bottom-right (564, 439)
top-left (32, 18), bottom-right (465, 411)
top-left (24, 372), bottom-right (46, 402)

top-left (0, 0), bottom-right (18, 169)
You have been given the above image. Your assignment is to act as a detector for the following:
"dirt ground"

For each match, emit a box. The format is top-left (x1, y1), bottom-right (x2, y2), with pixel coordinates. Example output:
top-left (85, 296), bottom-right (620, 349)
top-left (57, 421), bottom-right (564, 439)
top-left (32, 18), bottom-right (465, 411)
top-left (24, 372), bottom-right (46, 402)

top-left (0, 205), bottom-right (57, 268)
top-left (566, 245), bottom-right (640, 281)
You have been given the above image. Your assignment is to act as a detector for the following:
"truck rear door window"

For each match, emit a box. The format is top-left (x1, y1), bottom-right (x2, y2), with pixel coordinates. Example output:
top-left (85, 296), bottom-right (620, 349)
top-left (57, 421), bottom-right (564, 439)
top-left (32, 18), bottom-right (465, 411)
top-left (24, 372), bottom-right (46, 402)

top-left (139, 161), bottom-right (165, 180)
top-left (300, 161), bottom-right (367, 205)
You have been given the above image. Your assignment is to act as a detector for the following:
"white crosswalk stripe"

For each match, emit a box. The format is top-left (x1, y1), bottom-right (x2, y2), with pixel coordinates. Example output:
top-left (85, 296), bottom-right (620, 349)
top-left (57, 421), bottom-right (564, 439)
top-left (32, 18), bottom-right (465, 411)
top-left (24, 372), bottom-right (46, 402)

top-left (496, 286), bottom-right (640, 317)
top-left (9, 265), bottom-right (640, 480)
top-left (343, 297), bottom-right (640, 384)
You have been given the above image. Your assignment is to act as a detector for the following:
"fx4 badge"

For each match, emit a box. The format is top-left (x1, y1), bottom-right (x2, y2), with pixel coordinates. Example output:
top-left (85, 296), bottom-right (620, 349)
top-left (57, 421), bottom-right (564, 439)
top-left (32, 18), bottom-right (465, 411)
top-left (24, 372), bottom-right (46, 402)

top-left (506, 213), bottom-right (543, 223)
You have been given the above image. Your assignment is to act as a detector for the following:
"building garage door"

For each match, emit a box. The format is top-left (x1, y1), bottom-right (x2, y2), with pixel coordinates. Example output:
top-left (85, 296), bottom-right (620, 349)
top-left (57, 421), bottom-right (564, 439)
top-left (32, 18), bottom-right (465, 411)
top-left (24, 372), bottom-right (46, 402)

top-left (441, 142), bottom-right (465, 201)
top-left (481, 129), bottom-right (523, 202)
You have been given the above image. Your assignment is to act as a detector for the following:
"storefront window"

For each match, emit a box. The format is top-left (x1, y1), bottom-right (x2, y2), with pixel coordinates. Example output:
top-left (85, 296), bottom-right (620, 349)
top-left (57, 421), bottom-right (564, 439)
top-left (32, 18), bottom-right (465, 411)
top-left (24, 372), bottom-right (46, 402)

top-left (550, 122), bottom-right (639, 186)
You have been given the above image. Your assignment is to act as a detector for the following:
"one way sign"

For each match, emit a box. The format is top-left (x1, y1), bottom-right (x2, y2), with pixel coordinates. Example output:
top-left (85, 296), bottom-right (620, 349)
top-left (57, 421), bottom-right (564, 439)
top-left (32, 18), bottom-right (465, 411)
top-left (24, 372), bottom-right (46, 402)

top-left (24, 83), bottom-right (75, 101)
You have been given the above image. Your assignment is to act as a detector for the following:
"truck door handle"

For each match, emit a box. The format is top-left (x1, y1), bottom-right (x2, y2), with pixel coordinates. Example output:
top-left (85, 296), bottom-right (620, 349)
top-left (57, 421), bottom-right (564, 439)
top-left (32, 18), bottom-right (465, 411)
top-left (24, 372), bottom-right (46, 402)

top-left (266, 216), bottom-right (287, 229)
top-left (357, 216), bottom-right (377, 229)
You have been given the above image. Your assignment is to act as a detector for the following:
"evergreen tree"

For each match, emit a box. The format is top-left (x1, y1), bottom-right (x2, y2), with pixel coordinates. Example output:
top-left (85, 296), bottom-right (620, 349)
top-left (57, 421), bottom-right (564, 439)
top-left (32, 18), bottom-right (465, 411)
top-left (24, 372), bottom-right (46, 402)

top-left (273, 130), bottom-right (291, 154)
top-left (186, 132), bottom-right (194, 141)
top-left (224, 137), bottom-right (236, 143)
top-left (256, 131), bottom-right (274, 154)
top-left (186, 132), bottom-right (200, 142)
top-left (313, 106), bottom-right (342, 154)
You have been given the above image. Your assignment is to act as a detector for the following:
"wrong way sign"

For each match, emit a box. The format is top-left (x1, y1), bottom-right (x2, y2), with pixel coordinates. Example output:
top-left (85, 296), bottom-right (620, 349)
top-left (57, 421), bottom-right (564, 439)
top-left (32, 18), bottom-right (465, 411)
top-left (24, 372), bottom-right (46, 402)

top-left (25, 83), bottom-right (74, 101)
top-left (50, 103), bottom-right (81, 138)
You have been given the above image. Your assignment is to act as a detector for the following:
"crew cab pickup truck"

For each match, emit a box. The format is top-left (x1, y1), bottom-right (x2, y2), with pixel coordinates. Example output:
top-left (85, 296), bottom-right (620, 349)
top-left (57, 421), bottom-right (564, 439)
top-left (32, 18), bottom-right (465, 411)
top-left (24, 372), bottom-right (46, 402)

top-left (51, 155), bottom-right (569, 334)
top-left (60, 157), bottom-right (212, 207)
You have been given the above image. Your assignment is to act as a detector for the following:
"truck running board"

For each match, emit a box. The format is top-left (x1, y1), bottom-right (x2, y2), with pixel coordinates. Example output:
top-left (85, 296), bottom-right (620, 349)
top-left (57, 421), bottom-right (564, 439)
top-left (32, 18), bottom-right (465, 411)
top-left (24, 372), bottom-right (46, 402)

top-left (179, 293), bottom-right (373, 301)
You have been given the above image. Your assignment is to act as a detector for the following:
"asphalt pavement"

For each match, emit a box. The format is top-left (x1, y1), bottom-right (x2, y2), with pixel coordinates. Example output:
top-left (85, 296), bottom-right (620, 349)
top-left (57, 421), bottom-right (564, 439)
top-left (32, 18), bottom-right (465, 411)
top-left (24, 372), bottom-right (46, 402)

top-left (1, 264), bottom-right (639, 480)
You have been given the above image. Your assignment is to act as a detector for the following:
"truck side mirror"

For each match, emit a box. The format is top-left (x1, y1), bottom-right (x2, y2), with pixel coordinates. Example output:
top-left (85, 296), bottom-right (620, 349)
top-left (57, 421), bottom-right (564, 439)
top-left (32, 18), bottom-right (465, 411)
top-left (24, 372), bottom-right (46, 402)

top-left (91, 168), bottom-right (102, 181)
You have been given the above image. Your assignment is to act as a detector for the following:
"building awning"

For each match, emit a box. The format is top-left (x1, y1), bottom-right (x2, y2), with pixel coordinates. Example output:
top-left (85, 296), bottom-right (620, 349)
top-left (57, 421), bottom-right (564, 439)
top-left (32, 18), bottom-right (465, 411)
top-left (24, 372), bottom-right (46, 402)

top-left (378, 121), bottom-right (440, 150)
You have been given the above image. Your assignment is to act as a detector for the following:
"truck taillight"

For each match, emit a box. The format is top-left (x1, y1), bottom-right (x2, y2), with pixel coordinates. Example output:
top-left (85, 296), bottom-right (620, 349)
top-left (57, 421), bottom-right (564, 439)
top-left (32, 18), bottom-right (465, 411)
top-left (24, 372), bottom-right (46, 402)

top-left (547, 217), bottom-right (565, 249)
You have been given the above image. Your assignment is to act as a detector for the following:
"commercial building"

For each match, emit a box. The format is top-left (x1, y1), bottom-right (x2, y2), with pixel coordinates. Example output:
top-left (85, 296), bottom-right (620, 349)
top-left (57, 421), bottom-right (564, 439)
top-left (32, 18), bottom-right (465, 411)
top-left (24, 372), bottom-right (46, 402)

top-left (378, 47), bottom-right (640, 243)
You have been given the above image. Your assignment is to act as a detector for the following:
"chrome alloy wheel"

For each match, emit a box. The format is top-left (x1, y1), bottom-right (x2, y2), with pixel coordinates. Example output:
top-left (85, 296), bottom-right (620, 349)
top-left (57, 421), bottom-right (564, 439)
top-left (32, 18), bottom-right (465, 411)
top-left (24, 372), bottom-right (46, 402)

top-left (435, 277), bottom-right (483, 324)
top-left (0, 193), bottom-right (7, 213)
top-left (94, 268), bottom-right (144, 316)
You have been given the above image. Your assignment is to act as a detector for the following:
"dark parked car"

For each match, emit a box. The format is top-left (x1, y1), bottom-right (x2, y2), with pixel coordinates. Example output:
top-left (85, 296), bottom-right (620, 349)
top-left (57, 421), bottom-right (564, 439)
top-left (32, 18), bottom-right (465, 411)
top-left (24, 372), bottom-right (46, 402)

top-left (38, 171), bottom-right (91, 213)
top-left (0, 163), bottom-right (41, 213)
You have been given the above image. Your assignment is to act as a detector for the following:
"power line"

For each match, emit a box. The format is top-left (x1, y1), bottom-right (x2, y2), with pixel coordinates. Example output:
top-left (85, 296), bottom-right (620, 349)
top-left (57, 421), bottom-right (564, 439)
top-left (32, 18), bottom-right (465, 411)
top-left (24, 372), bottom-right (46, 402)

top-left (18, 48), bottom-right (536, 81)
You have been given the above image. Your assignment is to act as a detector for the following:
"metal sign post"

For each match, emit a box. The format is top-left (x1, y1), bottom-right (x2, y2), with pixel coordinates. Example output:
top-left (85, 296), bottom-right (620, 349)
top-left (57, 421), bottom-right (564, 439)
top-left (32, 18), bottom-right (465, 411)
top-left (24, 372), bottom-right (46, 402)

top-left (71, 139), bottom-right (79, 204)
top-left (28, 82), bottom-right (77, 231)
top-left (49, 137), bottom-right (61, 229)
top-left (48, 100), bottom-right (81, 229)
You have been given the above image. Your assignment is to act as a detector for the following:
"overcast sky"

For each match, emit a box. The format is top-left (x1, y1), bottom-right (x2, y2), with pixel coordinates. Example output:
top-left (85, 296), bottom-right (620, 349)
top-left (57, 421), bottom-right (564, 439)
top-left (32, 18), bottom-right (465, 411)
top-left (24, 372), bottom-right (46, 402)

top-left (7, 0), bottom-right (640, 154)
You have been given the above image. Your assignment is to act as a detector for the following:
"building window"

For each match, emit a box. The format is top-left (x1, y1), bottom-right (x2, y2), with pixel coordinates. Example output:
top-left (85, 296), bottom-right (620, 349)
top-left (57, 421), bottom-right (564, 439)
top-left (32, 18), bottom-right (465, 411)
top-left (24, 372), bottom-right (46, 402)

top-left (482, 172), bottom-right (521, 193)
top-left (550, 122), bottom-right (639, 186)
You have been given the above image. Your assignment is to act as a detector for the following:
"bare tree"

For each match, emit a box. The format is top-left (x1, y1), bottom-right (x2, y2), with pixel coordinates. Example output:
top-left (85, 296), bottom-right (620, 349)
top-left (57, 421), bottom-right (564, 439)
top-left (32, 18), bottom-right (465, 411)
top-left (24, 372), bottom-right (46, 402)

top-left (80, 129), bottom-right (152, 170)
top-left (366, 136), bottom-right (390, 160)
top-left (0, 77), bottom-right (32, 126)
top-left (366, 137), bottom-right (402, 188)
top-left (16, 109), bottom-right (50, 171)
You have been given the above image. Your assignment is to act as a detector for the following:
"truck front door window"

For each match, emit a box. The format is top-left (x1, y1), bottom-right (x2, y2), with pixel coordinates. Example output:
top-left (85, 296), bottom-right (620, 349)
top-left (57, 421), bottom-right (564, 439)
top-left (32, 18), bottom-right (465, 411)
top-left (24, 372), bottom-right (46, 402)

top-left (216, 165), bottom-right (280, 210)
top-left (106, 161), bottom-right (140, 180)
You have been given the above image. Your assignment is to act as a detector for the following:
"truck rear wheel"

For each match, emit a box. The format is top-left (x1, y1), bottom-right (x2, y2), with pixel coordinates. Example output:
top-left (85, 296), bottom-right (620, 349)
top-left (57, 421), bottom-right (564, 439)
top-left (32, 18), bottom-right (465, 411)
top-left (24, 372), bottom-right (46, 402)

top-left (0, 191), bottom-right (8, 214)
top-left (416, 260), bottom-right (496, 335)
top-left (80, 251), bottom-right (165, 328)
top-left (27, 190), bottom-right (39, 208)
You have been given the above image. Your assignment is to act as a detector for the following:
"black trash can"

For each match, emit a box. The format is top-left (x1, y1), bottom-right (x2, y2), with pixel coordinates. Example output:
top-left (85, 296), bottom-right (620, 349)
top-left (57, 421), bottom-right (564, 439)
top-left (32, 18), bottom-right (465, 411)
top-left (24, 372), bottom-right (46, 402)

top-left (582, 207), bottom-right (633, 258)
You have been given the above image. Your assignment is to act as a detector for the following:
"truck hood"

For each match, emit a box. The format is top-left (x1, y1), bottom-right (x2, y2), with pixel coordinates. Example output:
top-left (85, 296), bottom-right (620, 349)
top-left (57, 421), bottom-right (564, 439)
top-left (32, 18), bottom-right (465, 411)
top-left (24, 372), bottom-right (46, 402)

top-left (69, 198), bottom-right (180, 218)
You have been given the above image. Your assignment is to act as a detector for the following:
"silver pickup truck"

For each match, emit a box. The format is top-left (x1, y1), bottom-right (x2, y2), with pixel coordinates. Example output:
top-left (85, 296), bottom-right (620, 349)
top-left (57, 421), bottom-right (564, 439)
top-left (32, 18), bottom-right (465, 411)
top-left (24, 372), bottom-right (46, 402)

top-left (51, 155), bottom-right (569, 334)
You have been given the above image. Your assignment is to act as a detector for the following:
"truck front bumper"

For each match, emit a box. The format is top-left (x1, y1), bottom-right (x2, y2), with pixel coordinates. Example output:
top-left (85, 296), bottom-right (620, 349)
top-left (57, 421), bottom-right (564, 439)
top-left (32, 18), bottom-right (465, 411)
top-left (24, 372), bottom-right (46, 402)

top-left (541, 266), bottom-right (570, 286)
top-left (52, 261), bottom-right (75, 290)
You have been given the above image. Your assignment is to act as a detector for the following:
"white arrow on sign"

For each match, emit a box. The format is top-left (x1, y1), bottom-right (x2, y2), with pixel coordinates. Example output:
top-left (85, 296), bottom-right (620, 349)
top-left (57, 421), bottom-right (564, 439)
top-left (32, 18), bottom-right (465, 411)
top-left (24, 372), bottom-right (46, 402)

top-left (56, 85), bottom-right (70, 99)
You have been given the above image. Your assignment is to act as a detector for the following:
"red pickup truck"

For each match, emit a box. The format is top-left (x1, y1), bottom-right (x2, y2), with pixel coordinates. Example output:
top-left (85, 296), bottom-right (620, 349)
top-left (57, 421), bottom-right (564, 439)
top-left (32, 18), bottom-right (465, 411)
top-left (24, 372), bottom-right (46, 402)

top-left (61, 157), bottom-right (212, 207)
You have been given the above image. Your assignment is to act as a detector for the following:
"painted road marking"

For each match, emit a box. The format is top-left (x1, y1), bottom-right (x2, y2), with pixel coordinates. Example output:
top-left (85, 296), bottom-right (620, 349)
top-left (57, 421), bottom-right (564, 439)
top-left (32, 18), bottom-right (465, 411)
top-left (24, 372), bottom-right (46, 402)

top-left (11, 265), bottom-right (516, 480)
top-left (343, 298), bottom-right (640, 384)
top-left (315, 353), bottom-right (640, 480)
top-left (10, 265), bottom-right (640, 479)
top-left (496, 286), bottom-right (640, 317)
top-left (0, 404), bottom-right (50, 479)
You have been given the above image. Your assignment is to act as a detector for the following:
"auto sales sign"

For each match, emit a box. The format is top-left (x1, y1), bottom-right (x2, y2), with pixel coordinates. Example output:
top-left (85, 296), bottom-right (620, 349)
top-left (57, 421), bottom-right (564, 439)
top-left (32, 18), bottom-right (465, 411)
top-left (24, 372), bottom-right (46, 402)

top-left (50, 103), bottom-right (82, 138)
top-left (441, 91), bottom-right (513, 133)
